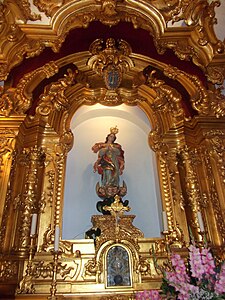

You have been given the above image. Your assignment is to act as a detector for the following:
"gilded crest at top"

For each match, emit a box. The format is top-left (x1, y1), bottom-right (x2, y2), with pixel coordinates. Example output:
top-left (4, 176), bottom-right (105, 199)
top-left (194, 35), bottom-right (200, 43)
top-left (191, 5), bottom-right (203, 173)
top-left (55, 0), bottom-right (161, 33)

top-left (88, 38), bottom-right (134, 90)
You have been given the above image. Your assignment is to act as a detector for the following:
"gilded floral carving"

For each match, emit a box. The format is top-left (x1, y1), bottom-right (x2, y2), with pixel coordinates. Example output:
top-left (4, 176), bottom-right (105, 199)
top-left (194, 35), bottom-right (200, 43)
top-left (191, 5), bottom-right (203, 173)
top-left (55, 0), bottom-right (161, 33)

top-left (0, 260), bottom-right (18, 281)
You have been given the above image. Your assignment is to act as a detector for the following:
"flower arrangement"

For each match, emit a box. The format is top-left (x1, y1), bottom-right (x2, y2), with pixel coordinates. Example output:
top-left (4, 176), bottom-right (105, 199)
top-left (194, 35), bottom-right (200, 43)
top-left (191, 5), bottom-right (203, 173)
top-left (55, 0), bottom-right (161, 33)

top-left (136, 244), bottom-right (225, 300)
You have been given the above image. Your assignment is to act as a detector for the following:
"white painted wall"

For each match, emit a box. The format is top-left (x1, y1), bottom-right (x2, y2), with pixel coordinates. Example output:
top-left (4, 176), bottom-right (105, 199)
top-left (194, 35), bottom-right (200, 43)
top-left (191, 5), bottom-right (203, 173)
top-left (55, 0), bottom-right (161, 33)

top-left (62, 104), bottom-right (163, 239)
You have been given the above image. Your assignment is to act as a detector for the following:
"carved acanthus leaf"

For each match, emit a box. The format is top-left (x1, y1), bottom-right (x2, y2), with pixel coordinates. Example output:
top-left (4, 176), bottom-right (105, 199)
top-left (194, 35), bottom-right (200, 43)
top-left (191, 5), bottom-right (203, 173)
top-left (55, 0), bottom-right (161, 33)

top-left (146, 70), bottom-right (184, 117)
top-left (36, 68), bottom-right (78, 116)
top-left (155, 38), bottom-right (198, 63)
top-left (191, 81), bottom-right (225, 118)
top-left (0, 61), bottom-right (59, 116)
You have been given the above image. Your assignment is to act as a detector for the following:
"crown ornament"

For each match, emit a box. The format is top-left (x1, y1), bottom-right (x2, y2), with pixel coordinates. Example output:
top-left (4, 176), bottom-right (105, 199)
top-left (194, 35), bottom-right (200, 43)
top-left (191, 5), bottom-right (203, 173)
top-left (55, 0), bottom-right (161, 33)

top-left (110, 126), bottom-right (119, 135)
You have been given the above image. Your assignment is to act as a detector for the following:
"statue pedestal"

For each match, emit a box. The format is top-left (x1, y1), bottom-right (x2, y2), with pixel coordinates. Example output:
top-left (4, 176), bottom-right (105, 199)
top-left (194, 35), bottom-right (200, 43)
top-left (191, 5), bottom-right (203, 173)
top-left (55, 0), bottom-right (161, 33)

top-left (91, 214), bottom-right (144, 251)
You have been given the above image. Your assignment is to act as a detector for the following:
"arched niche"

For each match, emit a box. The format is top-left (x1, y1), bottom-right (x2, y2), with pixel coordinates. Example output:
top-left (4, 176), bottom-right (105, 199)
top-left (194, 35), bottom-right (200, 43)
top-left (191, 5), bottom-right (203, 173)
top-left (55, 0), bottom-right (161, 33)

top-left (3, 45), bottom-right (211, 253)
top-left (62, 104), bottom-right (162, 239)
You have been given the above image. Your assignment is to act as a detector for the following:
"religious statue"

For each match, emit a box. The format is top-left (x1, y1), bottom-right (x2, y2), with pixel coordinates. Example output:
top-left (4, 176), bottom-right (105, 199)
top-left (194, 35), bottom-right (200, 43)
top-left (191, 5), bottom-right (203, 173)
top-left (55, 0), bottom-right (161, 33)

top-left (92, 127), bottom-right (128, 214)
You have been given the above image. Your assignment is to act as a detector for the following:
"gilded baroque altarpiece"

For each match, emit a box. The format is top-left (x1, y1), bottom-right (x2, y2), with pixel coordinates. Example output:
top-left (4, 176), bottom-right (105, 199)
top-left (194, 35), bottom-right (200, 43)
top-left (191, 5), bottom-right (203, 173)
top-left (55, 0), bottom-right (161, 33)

top-left (0, 0), bottom-right (225, 299)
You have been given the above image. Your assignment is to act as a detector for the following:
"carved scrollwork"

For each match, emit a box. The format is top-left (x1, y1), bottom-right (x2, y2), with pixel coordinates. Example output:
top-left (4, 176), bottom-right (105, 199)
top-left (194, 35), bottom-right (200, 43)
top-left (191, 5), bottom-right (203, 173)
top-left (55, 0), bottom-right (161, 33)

top-left (59, 130), bottom-right (74, 153)
top-left (202, 151), bottom-right (225, 242)
top-left (148, 124), bottom-right (165, 152)
top-left (41, 225), bottom-right (54, 251)
top-left (0, 61), bottom-right (59, 116)
top-left (146, 69), bottom-right (184, 118)
top-left (91, 215), bottom-right (143, 253)
top-left (207, 88), bottom-right (225, 118)
top-left (36, 68), bottom-right (78, 116)
top-left (149, 0), bottom-right (181, 23)
top-left (16, 147), bottom-right (45, 250)
top-left (16, 271), bottom-right (35, 294)
top-left (95, 0), bottom-right (122, 26)
top-left (155, 38), bottom-right (198, 62)
top-left (31, 260), bottom-right (53, 279)
top-left (181, 72), bottom-right (225, 118)
top-left (206, 65), bottom-right (225, 85)
top-left (137, 257), bottom-right (151, 276)
top-left (0, 0), bottom-right (224, 83)
top-left (84, 258), bottom-right (98, 278)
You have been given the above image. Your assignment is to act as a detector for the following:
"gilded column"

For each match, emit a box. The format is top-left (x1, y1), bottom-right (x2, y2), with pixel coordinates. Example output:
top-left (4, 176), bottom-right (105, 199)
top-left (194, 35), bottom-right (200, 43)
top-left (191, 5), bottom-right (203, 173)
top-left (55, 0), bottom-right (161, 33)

top-left (13, 146), bottom-right (44, 256)
top-left (162, 149), bottom-right (189, 244)
top-left (202, 130), bottom-right (225, 245)
top-left (180, 146), bottom-right (203, 241)
top-left (0, 116), bottom-right (25, 253)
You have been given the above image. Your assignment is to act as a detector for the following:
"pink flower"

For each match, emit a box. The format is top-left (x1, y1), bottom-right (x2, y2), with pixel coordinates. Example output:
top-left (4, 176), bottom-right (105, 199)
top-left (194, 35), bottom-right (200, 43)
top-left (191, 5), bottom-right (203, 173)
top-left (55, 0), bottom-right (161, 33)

top-left (135, 290), bottom-right (162, 300)
top-left (189, 245), bottom-right (205, 280)
top-left (201, 248), bottom-right (216, 276)
top-left (167, 253), bottom-right (190, 283)
top-left (148, 290), bottom-right (161, 300)
top-left (215, 262), bottom-right (225, 294)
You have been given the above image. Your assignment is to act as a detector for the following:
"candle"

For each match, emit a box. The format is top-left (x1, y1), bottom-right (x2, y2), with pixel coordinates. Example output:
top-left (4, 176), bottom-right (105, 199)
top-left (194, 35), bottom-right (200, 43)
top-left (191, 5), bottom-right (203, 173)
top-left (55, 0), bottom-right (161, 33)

top-left (197, 211), bottom-right (204, 232)
top-left (30, 213), bottom-right (37, 236)
top-left (162, 211), bottom-right (168, 231)
top-left (54, 225), bottom-right (60, 252)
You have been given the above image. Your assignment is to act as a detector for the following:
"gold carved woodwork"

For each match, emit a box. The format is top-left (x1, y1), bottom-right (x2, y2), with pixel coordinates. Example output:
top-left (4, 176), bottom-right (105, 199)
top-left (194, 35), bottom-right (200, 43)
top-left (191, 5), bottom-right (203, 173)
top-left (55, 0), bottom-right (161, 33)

top-left (146, 69), bottom-right (184, 120)
top-left (156, 150), bottom-right (188, 247)
top-left (91, 215), bottom-right (144, 253)
top-left (0, 61), bottom-right (59, 117)
top-left (0, 0), bottom-right (224, 83)
top-left (7, 0), bottom-right (41, 22)
top-left (149, 64), bottom-right (225, 119)
top-left (36, 68), bottom-right (78, 117)
top-left (1, 39), bottom-right (224, 120)
top-left (0, 33), bottom-right (224, 299)
top-left (12, 146), bottom-right (45, 254)
top-left (88, 38), bottom-right (133, 88)
top-left (202, 130), bottom-right (225, 244)
top-left (33, 0), bottom-right (66, 17)
top-left (0, 259), bottom-right (19, 282)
